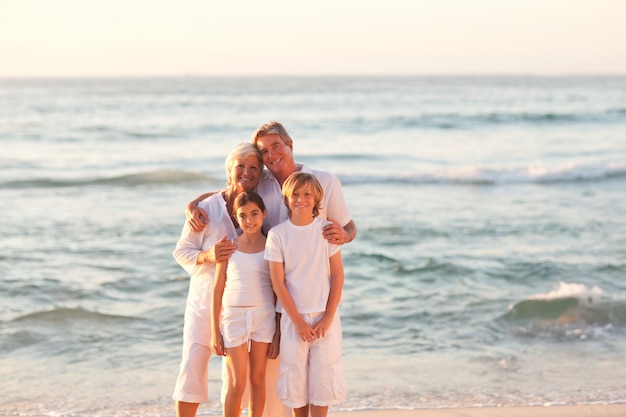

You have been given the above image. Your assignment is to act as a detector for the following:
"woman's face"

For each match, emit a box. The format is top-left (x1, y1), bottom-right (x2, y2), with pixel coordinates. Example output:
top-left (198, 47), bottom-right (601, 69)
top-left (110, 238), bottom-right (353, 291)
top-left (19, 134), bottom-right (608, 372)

top-left (229, 154), bottom-right (262, 192)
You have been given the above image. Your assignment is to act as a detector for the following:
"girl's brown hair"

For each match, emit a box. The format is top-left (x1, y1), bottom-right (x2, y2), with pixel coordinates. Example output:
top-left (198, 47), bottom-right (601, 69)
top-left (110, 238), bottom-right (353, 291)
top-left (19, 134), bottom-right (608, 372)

top-left (233, 191), bottom-right (266, 214)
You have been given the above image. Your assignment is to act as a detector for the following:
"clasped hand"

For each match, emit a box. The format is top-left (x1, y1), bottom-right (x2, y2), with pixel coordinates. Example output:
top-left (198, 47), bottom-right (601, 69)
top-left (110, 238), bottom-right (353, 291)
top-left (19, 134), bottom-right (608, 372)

top-left (295, 314), bottom-right (332, 342)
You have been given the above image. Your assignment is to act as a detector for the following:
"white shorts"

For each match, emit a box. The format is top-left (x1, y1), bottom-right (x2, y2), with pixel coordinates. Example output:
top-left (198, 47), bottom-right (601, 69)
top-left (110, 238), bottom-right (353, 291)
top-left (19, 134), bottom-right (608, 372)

top-left (221, 305), bottom-right (276, 349)
top-left (172, 340), bottom-right (212, 403)
top-left (277, 312), bottom-right (347, 408)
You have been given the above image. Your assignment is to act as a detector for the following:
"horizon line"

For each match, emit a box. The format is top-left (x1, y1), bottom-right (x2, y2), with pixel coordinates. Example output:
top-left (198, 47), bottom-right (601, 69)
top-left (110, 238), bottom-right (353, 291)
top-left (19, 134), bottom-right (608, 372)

top-left (2, 72), bottom-right (626, 80)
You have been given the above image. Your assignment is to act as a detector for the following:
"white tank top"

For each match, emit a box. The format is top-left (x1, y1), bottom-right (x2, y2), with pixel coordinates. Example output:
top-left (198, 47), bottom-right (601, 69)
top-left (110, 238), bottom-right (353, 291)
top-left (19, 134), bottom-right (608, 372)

top-left (223, 250), bottom-right (273, 307)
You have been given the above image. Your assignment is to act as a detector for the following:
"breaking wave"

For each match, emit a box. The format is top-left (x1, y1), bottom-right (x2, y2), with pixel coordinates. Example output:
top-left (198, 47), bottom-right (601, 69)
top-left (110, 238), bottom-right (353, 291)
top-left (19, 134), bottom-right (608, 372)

top-left (340, 160), bottom-right (626, 185)
top-left (0, 169), bottom-right (212, 189)
top-left (500, 282), bottom-right (626, 340)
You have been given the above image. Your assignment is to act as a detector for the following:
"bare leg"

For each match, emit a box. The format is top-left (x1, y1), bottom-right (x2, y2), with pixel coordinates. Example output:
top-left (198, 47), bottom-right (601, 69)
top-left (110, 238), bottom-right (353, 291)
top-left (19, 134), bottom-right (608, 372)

top-left (291, 404), bottom-right (328, 417)
top-left (224, 344), bottom-right (248, 417)
top-left (248, 341), bottom-right (270, 417)
top-left (176, 401), bottom-right (199, 417)
top-left (292, 405), bottom-right (309, 417)
top-left (310, 405), bottom-right (328, 417)
top-left (263, 355), bottom-right (288, 417)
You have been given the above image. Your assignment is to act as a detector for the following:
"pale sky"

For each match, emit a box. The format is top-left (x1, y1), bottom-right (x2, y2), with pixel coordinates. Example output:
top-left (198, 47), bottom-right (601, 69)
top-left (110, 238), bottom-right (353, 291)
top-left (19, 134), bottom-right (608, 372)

top-left (2, 0), bottom-right (625, 77)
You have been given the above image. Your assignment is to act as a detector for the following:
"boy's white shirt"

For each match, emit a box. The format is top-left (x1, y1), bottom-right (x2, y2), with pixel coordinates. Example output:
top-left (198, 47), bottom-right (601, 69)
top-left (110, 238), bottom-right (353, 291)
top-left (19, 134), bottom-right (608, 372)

top-left (264, 216), bottom-right (341, 314)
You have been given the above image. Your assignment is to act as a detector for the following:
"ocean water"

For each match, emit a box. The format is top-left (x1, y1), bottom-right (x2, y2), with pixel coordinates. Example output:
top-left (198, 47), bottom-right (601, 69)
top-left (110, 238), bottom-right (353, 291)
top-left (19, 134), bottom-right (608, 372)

top-left (1, 76), bottom-right (626, 416)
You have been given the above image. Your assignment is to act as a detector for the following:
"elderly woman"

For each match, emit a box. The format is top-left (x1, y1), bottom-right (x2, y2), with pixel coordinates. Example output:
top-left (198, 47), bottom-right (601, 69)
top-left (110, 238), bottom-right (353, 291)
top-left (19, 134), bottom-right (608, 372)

top-left (172, 142), bottom-right (273, 417)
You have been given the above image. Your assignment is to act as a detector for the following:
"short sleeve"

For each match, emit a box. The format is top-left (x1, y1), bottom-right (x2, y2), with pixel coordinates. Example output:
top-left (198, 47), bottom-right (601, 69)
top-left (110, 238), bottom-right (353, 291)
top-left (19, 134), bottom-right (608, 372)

top-left (264, 229), bottom-right (285, 263)
top-left (323, 220), bottom-right (341, 257)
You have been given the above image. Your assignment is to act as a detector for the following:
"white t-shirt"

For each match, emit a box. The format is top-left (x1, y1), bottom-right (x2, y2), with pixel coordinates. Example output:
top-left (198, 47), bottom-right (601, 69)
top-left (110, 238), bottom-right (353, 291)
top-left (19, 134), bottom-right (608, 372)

top-left (172, 192), bottom-right (239, 345)
top-left (222, 250), bottom-right (273, 308)
top-left (264, 217), bottom-right (341, 314)
top-left (255, 164), bottom-right (352, 231)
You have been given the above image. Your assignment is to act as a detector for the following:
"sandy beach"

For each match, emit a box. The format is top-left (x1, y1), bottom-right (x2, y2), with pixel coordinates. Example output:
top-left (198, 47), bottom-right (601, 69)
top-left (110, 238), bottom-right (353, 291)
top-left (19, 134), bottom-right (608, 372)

top-left (4, 405), bottom-right (626, 417)
top-left (331, 404), bottom-right (626, 417)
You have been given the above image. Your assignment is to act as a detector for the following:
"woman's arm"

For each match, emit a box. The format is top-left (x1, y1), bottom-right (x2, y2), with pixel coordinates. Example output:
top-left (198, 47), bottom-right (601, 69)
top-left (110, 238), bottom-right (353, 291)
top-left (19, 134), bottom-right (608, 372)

top-left (196, 236), bottom-right (236, 265)
top-left (185, 192), bottom-right (217, 232)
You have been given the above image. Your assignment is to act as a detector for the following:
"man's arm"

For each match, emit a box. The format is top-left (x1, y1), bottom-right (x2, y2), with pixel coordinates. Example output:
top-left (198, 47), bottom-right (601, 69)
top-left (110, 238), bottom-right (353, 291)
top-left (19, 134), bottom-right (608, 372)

top-left (185, 192), bottom-right (217, 232)
top-left (323, 219), bottom-right (357, 245)
top-left (342, 220), bottom-right (357, 244)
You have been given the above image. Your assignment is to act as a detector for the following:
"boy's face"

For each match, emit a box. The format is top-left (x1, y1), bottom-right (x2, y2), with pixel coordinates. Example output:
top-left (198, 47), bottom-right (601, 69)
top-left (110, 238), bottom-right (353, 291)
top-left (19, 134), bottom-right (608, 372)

top-left (288, 183), bottom-right (316, 218)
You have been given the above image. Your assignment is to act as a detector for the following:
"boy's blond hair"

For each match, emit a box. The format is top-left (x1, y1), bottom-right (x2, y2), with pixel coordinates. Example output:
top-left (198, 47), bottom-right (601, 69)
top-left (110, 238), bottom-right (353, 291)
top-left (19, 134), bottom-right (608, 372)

top-left (282, 172), bottom-right (323, 218)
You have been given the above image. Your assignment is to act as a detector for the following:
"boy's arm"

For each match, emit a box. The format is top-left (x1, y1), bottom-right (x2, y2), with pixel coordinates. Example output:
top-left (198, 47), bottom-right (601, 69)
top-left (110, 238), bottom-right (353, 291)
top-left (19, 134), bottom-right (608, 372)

top-left (268, 261), bottom-right (315, 342)
top-left (186, 192), bottom-right (217, 232)
top-left (210, 260), bottom-right (227, 356)
top-left (313, 251), bottom-right (344, 338)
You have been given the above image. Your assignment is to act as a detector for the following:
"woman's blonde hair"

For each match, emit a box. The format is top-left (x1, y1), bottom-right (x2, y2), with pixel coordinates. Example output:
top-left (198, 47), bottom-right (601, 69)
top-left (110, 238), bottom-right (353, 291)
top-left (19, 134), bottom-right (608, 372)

top-left (281, 172), bottom-right (324, 218)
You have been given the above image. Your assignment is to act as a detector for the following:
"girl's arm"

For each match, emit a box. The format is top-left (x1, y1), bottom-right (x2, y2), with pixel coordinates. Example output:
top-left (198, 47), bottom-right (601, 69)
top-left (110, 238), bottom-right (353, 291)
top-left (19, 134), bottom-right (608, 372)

top-left (267, 312), bottom-right (281, 359)
top-left (313, 251), bottom-right (344, 338)
top-left (211, 260), bottom-right (228, 356)
top-left (269, 261), bottom-right (315, 342)
top-left (267, 290), bottom-right (281, 359)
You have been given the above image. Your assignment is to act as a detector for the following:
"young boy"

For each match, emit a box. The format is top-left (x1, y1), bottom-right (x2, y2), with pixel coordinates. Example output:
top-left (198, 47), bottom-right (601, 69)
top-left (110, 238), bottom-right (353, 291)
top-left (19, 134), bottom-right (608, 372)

top-left (264, 172), bottom-right (347, 417)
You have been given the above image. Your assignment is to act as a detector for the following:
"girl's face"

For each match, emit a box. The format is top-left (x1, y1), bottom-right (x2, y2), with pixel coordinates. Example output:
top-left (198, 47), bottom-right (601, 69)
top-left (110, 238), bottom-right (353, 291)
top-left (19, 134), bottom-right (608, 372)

top-left (288, 183), bottom-right (316, 217)
top-left (235, 202), bottom-right (266, 234)
top-left (229, 154), bottom-right (262, 192)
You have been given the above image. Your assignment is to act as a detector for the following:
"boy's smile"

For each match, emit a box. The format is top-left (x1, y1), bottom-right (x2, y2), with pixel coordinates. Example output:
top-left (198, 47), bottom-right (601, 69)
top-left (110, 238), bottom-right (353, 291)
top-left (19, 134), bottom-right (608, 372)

top-left (288, 183), bottom-right (315, 218)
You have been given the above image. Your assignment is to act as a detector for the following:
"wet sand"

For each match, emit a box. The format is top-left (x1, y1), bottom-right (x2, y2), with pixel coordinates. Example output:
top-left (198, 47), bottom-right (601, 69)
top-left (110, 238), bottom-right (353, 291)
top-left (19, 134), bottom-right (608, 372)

top-left (330, 404), bottom-right (626, 417)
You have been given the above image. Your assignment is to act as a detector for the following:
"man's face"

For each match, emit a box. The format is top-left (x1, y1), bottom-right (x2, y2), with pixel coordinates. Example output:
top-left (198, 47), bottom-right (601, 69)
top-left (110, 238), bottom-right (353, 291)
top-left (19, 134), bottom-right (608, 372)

top-left (255, 133), bottom-right (294, 175)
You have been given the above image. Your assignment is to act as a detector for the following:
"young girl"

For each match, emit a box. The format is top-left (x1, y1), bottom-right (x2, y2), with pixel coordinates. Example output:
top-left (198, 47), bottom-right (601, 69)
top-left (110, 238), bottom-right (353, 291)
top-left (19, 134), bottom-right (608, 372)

top-left (211, 191), bottom-right (279, 417)
top-left (264, 172), bottom-right (347, 417)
